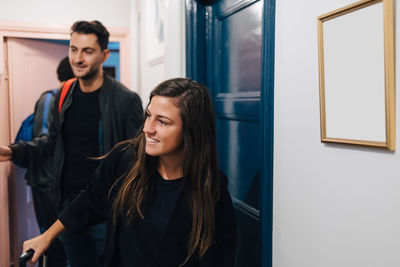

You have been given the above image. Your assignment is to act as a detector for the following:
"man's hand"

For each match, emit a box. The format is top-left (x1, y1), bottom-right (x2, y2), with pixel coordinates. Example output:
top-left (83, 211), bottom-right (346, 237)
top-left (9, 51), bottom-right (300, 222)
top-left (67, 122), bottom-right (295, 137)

top-left (0, 145), bottom-right (12, 162)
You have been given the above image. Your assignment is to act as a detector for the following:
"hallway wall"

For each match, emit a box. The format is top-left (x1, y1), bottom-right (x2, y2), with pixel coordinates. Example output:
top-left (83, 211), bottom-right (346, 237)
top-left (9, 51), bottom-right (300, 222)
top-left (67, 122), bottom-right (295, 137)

top-left (273, 1), bottom-right (400, 267)
top-left (0, 0), bottom-right (131, 27)
top-left (136, 0), bottom-right (186, 107)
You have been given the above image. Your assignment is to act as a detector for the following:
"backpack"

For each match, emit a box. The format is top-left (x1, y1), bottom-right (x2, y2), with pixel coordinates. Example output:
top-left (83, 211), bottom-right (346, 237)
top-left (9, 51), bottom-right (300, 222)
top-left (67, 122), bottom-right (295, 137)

top-left (14, 78), bottom-right (77, 142)
top-left (14, 113), bottom-right (35, 142)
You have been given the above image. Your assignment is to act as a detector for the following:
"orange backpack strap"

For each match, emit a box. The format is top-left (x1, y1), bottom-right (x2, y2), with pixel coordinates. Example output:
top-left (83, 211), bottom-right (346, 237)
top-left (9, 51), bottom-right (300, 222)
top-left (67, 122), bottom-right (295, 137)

top-left (58, 78), bottom-right (77, 113)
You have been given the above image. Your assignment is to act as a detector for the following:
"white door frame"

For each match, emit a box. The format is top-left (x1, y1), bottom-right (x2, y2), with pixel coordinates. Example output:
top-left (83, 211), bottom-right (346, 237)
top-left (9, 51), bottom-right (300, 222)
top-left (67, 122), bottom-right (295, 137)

top-left (0, 21), bottom-right (131, 267)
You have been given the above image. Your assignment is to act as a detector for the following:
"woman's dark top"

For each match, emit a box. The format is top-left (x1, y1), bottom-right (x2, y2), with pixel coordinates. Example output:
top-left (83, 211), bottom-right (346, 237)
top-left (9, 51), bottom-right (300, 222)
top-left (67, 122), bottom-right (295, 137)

top-left (59, 143), bottom-right (237, 266)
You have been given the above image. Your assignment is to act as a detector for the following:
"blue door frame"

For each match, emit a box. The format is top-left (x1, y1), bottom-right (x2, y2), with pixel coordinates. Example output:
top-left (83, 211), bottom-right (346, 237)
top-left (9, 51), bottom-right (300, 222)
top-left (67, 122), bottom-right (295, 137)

top-left (185, 0), bottom-right (275, 266)
top-left (260, 1), bottom-right (275, 266)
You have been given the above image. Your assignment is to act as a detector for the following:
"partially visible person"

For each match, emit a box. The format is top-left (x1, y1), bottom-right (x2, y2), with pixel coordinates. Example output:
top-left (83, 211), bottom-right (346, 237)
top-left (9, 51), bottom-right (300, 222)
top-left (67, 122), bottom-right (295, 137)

top-left (21, 78), bottom-right (237, 267)
top-left (19, 56), bottom-right (74, 267)
top-left (0, 20), bottom-right (143, 267)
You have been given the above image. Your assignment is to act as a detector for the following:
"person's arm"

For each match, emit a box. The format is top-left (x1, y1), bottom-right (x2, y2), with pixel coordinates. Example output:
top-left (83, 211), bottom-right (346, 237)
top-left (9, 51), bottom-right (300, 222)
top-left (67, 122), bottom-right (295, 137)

top-left (24, 144), bottom-right (132, 264)
top-left (0, 145), bottom-right (12, 162)
top-left (8, 90), bottom-right (60, 165)
top-left (22, 219), bottom-right (65, 264)
top-left (59, 143), bottom-right (134, 232)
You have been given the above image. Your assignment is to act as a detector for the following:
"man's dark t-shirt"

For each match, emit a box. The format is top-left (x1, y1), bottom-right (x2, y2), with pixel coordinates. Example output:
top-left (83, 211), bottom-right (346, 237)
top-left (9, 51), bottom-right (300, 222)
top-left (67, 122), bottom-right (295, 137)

top-left (61, 83), bottom-right (101, 201)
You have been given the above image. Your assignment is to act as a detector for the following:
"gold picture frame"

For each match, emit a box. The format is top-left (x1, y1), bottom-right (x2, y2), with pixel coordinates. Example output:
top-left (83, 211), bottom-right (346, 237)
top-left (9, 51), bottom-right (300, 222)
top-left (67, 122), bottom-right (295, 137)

top-left (317, 0), bottom-right (395, 150)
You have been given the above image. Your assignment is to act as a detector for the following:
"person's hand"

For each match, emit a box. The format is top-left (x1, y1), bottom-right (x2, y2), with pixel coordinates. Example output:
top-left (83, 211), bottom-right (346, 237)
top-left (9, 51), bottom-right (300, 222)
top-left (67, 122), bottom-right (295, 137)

top-left (22, 219), bottom-right (65, 265)
top-left (22, 233), bottom-right (52, 265)
top-left (0, 145), bottom-right (12, 162)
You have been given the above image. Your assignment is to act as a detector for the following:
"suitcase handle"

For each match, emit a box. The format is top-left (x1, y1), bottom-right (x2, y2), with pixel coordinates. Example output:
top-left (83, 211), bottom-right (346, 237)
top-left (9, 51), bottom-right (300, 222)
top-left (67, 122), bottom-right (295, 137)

top-left (19, 249), bottom-right (34, 267)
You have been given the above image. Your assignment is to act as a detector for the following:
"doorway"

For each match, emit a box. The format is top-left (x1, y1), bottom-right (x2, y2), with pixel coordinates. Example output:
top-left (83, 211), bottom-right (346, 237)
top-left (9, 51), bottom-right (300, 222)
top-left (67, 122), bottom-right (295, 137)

top-left (6, 37), bottom-right (69, 265)
top-left (0, 23), bottom-right (130, 266)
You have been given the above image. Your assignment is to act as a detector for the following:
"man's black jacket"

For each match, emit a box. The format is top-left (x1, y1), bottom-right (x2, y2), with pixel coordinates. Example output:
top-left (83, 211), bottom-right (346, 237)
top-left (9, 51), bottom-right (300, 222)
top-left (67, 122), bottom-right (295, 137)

top-left (10, 74), bottom-right (143, 206)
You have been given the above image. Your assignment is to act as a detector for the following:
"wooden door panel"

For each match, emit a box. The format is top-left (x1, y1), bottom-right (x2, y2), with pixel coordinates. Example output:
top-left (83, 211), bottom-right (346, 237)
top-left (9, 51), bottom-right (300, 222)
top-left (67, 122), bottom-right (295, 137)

top-left (208, 0), bottom-right (263, 266)
top-left (216, 0), bottom-right (262, 94)
top-left (235, 207), bottom-right (261, 266)
top-left (217, 119), bottom-right (259, 208)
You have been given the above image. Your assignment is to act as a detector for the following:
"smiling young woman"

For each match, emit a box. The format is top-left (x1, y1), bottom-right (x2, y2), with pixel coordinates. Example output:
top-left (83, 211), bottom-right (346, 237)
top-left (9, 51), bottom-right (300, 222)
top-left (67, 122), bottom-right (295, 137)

top-left (143, 95), bottom-right (184, 170)
top-left (21, 78), bottom-right (237, 267)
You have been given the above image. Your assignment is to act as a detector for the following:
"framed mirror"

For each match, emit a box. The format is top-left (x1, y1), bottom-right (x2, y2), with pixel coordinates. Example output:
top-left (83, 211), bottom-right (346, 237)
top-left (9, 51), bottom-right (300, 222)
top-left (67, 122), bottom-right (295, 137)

top-left (317, 0), bottom-right (395, 150)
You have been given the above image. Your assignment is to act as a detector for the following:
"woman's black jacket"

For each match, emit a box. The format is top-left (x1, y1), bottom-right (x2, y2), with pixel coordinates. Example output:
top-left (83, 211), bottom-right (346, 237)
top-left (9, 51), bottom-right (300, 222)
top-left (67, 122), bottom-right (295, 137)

top-left (58, 144), bottom-right (237, 266)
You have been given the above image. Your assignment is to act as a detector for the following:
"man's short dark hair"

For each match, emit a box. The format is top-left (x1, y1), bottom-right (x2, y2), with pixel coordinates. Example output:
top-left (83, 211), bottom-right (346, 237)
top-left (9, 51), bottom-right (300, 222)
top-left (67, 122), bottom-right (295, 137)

top-left (70, 20), bottom-right (110, 50)
top-left (57, 56), bottom-right (74, 82)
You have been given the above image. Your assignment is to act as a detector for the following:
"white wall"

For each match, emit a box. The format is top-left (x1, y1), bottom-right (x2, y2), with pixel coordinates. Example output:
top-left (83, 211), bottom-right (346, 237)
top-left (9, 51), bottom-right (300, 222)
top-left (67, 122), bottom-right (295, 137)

top-left (130, 0), bottom-right (140, 95)
top-left (274, 1), bottom-right (400, 267)
top-left (137, 0), bottom-right (185, 107)
top-left (0, 0), bottom-right (131, 27)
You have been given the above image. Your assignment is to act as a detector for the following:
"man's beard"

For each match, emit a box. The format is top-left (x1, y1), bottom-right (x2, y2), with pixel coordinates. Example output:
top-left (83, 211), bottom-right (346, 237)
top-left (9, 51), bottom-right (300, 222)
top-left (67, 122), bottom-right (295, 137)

top-left (75, 66), bottom-right (100, 80)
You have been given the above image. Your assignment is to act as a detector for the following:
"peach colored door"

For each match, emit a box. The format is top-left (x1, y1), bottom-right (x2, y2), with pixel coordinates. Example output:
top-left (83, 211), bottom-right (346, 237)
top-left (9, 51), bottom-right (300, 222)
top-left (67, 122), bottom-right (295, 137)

top-left (6, 37), bottom-right (68, 265)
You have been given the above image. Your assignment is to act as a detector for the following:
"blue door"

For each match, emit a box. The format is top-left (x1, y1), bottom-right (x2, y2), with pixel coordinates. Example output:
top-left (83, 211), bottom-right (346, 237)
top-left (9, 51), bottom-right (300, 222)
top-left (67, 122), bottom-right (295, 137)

top-left (186, 0), bottom-right (275, 266)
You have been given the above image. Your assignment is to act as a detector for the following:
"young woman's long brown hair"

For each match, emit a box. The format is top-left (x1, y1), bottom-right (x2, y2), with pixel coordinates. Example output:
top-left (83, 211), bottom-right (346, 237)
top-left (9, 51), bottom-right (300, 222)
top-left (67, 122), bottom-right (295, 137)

top-left (111, 78), bottom-right (221, 264)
